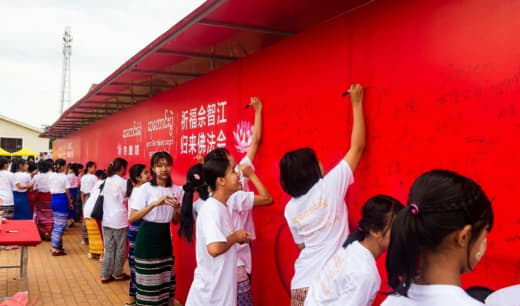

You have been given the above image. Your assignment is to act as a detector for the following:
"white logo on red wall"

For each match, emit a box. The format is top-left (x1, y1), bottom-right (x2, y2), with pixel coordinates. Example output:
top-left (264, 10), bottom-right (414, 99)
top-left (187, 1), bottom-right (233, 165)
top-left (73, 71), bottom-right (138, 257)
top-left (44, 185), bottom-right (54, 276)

top-left (233, 121), bottom-right (253, 154)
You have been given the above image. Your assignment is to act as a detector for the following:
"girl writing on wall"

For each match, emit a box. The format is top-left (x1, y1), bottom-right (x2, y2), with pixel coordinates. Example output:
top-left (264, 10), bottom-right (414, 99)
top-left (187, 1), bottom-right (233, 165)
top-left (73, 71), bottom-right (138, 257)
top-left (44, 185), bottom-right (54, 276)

top-left (280, 84), bottom-right (366, 305)
top-left (185, 153), bottom-right (253, 305)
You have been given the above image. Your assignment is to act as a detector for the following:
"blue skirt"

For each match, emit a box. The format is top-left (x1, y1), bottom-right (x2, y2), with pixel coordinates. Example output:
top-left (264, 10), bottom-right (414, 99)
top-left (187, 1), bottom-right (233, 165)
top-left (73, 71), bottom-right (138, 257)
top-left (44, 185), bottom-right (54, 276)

top-left (13, 191), bottom-right (31, 220)
top-left (51, 193), bottom-right (69, 213)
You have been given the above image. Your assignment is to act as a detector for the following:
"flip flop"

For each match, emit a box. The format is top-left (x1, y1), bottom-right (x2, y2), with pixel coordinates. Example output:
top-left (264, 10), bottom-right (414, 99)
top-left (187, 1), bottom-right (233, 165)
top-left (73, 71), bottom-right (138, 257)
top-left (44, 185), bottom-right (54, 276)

top-left (101, 276), bottom-right (114, 284)
top-left (113, 273), bottom-right (130, 281)
top-left (50, 249), bottom-right (67, 256)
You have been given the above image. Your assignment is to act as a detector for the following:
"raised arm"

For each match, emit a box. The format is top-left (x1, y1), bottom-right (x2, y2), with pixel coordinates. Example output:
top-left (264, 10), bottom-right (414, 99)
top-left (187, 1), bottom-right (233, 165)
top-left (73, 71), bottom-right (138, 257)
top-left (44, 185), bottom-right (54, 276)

top-left (246, 96), bottom-right (263, 163)
top-left (343, 84), bottom-right (366, 172)
top-left (239, 164), bottom-right (273, 207)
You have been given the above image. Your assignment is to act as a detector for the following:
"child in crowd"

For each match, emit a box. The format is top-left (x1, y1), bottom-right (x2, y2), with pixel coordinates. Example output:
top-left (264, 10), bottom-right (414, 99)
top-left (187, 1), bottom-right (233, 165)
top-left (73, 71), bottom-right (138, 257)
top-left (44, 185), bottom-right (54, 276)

top-left (280, 84), bottom-right (366, 305)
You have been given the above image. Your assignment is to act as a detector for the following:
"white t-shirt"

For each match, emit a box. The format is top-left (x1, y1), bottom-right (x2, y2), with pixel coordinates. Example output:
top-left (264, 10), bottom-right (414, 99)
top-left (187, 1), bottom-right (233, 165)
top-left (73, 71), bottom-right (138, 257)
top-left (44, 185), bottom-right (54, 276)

top-left (227, 190), bottom-right (255, 273)
top-left (284, 160), bottom-right (354, 289)
top-left (50, 172), bottom-right (71, 194)
top-left (305, 241), bottom-right (380, 306)
top-left (67, 173), bottom-right (79, 188)
top-left (80, 174), bottom-right (98, 194)
top-left (129, 182), bottom-right (184, 223)
top-left (485, 284), bottom-right (520, 306)
top-left (382, 284), bottom-right (484, 306)
top-left (32, 172), bottom-right (51, 193)
top-left (83, 180), bottom-right (103, 219)
top-left (12, 172), bottom-right (31, 192)
top-left (102, 175), bottom-right (128, 229)
top-left (193, 198), bottom-right (205, 219)
top-left (186, 197), bottom-right (237, 306)
top-left (0, 170), bottom-right (15, 206)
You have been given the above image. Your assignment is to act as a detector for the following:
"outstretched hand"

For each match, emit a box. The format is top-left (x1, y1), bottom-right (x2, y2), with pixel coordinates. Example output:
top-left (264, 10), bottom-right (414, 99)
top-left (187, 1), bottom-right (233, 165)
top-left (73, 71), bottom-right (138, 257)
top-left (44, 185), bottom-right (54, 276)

top-left (349, 84), bottom-right (363, 105)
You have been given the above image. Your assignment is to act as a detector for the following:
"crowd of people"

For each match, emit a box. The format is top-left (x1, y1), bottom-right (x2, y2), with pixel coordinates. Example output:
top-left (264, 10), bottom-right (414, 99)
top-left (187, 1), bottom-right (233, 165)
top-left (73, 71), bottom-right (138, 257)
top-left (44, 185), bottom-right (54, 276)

top-left (0, 85), bottom-right (499, 305)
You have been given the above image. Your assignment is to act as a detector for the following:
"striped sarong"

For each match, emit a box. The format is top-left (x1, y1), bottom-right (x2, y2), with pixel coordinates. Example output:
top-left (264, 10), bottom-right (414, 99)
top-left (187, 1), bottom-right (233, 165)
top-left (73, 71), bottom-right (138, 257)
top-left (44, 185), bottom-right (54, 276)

top-left (85, 218), bottom-right (104, 255)
top-left (128, 220), bottom-right (142, 297)
top-left (134, 221), bottom-right (175, 306)
top-left (35, 192), bottom-right (53, 236)
top-left (51, 211), bottom-right (68, 249)
top-left (291, 287), bottom-right (309, 306)
top-left (238, 279), bottom-right (254, 306)
top-left (27, 191), bottom-right (36, 218)
top-left (51, 193), bottom-right (69, 250)
top-left (68, 187), bottom-right (80, 221)
top-left (13, 191), bottom-right (31, 220)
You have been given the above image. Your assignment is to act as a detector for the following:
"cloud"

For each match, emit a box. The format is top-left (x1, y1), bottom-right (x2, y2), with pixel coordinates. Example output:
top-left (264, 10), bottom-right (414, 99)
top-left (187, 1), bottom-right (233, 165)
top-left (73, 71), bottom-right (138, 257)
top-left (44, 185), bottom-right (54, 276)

top-left (0, 0), bottom-right (205, 128)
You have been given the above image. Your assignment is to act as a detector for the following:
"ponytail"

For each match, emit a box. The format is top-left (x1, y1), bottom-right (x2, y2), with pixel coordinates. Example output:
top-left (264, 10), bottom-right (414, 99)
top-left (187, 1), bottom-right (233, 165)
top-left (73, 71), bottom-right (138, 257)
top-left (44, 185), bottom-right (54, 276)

top-left (107, 158), bottom-right (128, 177)
top-left (343, 195), bottom-right (403, 248)
top-left (386, 170), bottom-right (494, 296)
top-left (178, 164), bottom-right (208, 242)
top-left (85, 161), bottom-right (95, 175)
top-left (126, 164), bottom-right (146, 197)
top-left (54, 159), bottom-right (66, 173)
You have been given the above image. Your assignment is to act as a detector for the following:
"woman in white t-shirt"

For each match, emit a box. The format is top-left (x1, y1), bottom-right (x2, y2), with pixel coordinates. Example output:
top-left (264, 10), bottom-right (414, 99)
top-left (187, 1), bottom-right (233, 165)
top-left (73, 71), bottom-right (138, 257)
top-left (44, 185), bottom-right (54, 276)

top-left (185, 153), bottom-right (254, 306)
top-left (33, 159), bottom-right (54, 239)
top-left (80, 161), bottom-right (97, 244)
top-left (100, 157), bottom-right (129, 283)
top-left (128, 152), bottom-right (183, 305)
top-left (305, 195), bottom-right (404, 306)
top-left (382, 170), bottom-right (494, 306)
top-left (66, 163), bottom-right (81, 225)
top-left (11, 158), bottom-right (33, 220)
top-left (279, 84), bottom-right (366, 305)
top-left (125, 163), bottom-right (150, 306)
top-left (49, 158), bottom-right (72, 256)
top-left (0, 157), bottom-right (15, 219)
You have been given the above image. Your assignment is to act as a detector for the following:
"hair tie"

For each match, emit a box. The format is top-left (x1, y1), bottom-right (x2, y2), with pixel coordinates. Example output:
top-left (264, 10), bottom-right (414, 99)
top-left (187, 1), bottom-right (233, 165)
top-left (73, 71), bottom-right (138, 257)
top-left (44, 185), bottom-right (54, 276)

top-left (410, 203), bottom-right (419, 215)
top-left (358, 227), bottom-right (364, 232)
top-left (183, 181), bottom-right (195, 193)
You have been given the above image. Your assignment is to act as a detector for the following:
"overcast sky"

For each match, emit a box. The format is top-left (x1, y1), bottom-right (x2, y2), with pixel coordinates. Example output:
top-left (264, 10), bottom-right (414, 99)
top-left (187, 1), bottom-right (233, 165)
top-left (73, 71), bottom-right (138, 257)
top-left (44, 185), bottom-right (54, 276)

top-left (0, 0), bottom-right (205, 129)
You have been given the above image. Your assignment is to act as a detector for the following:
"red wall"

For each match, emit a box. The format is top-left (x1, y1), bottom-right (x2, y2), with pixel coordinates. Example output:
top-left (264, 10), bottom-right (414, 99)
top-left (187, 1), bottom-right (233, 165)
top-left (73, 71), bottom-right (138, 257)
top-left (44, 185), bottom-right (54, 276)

top-left (53, 0), bottom-right (520, 304)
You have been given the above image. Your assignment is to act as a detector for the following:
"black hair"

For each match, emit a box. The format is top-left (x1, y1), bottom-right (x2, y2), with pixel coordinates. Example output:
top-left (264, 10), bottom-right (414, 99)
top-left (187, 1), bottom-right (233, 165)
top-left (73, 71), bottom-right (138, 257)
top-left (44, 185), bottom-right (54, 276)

top-left (150, 151), bottom-right (172, 187)
top-left (95, 169), bottom-right (107, 180)
top-left (279, 148), bottom-right (322, 197)
top-left (107, 157), bottom-right (128, 177)
top-left (178, 164), bottom-right (210, 242)
top-left (76, 163), bottom-right (84, 170)
top-left (27, 156), bottom-right (35, 162)
top-left (202, 154), bottom-right (230, 191)
top-left (204, 147), bottom-right (229, 163)
top-left (67, 163), bottom-right (80, 176)
top-left (27, 160), bottom-right (37, 173)
top-left (343, 195), bottom-right (404, 248)
top-left (465, 286), bottom-right (494, 303)
top-left (84, 161), bottom-right (96, 175)
top-left (386, 169), bottom-right (494, 296)
top-left (44, 159), bottom-right (54, 173)
top-left (11, 158), bottom-right (26, 173)
top-left (54, 159), bottom-right (66, 172)
top-left (0, 157), bottom-right (9, 170)
top-left (126, 164), bottom-right (147, 198)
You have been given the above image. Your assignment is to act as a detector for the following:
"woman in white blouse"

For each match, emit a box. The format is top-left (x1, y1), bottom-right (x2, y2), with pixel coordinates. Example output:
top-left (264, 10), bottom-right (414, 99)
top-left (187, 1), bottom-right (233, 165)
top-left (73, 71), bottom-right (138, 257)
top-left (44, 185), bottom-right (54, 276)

top-left (49, 159), bottom-right (72, 256)
top-left (33, 159), bottom-right (54, 240)
top-left (0, 157), bottom-right (15, 219)
top-left (129, 151), bottom-right (183, 305)
top-left (100, 157), bottom-right (129, 283)
top-left (11, 158), bottom-right (33, 219)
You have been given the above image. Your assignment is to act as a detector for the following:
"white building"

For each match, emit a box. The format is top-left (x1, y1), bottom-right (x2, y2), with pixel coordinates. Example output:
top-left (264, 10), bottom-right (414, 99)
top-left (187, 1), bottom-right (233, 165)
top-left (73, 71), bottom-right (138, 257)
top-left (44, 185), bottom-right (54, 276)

top-left (0, 114), bottom-right (50, 155)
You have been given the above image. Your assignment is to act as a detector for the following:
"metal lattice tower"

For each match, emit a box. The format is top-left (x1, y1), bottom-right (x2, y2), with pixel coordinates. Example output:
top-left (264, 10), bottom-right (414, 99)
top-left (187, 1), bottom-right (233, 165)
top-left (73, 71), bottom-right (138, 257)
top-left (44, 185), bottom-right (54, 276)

top-left (59, 26), bottom-right (72, 114)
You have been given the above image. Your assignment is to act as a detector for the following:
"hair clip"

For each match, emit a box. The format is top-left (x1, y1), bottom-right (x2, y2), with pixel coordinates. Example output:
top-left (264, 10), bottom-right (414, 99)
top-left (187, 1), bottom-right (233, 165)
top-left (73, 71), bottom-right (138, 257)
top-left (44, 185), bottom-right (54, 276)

top-left (410, 203), bottom-right (419, 215)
